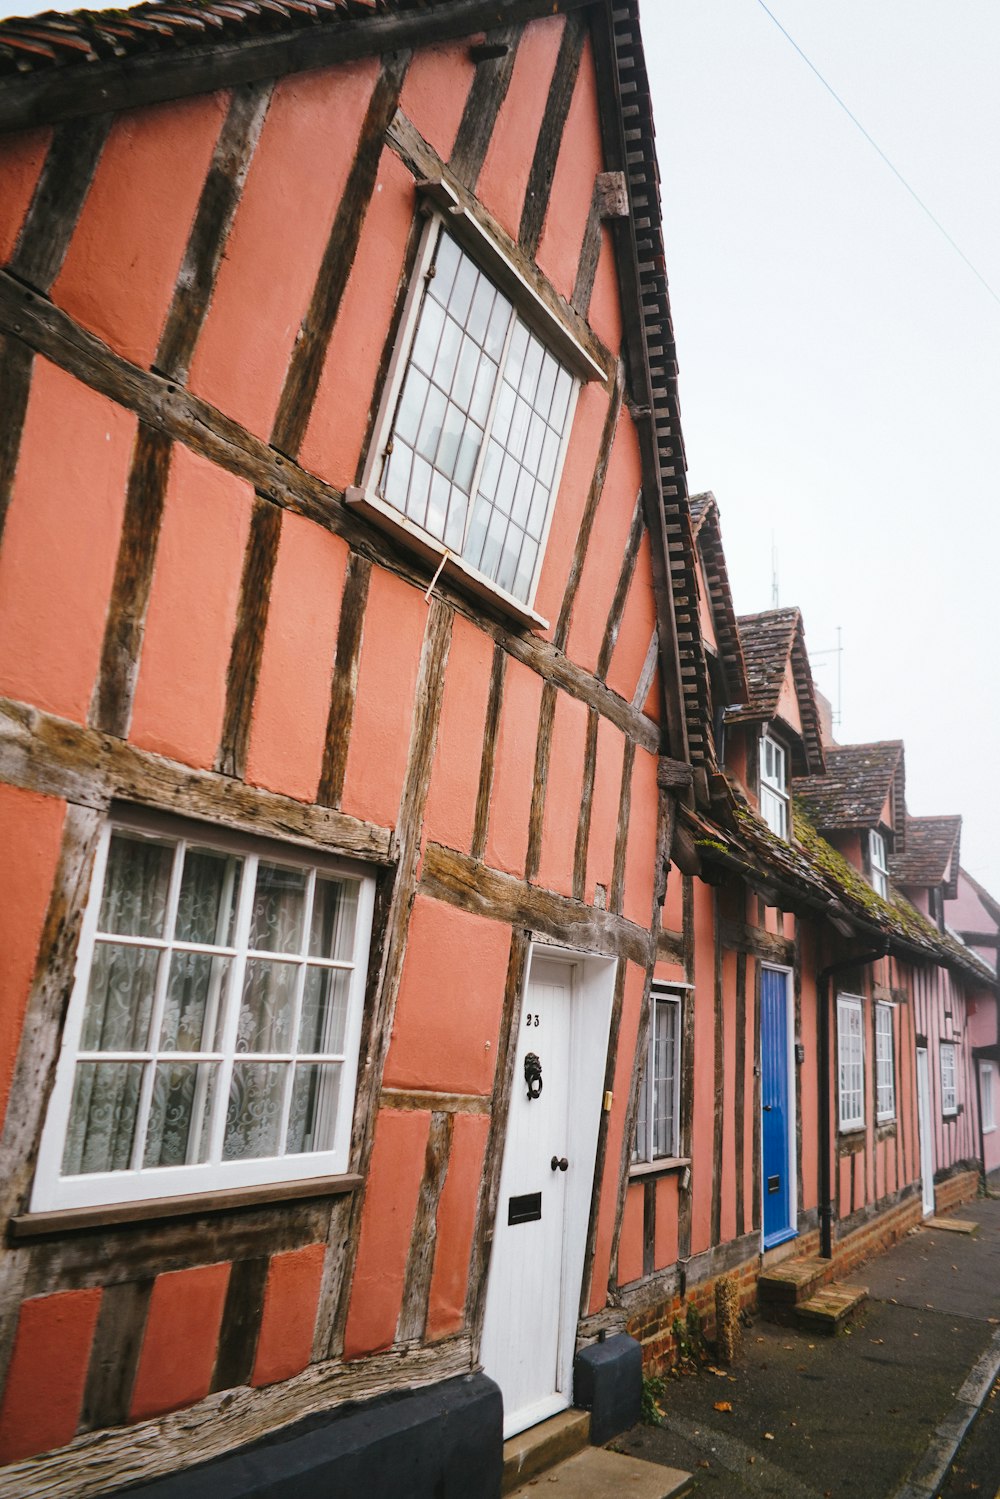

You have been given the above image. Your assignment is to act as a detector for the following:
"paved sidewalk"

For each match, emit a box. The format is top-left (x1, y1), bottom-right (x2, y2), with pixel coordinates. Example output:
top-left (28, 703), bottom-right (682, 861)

top-left (615, 1197), bottom-right (1000, 1499)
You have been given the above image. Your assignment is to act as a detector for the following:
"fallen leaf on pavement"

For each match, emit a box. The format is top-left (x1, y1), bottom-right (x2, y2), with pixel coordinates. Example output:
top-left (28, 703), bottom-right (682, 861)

top-left (763, 1432), bottom-right (774, 1441)
top-left (714, 1401), bottom-right (733, 1413)
top-left (697, 1461), bottom-right (711, 1469)
top-left (707, 1366), bottom-right (728, 1376)
top-left (870, 1338), bottom-right (884, 1345)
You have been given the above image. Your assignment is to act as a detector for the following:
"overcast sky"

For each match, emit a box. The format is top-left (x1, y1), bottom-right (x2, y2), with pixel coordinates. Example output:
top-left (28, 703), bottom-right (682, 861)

top-left (642, 1), bottom-right (1000, 893)
top-left (1, 0), bottom-right (996, 893)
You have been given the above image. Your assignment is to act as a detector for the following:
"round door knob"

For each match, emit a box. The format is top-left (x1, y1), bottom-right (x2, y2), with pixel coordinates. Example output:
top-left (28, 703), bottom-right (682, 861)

top-left (551, 1156), bottom-right (569, 1172)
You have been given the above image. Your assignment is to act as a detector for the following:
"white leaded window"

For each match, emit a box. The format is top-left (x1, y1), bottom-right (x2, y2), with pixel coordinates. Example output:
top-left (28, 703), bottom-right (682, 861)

top-left (837, 994), bottom-right (865, 1131)
top-left (941, 1042), bottom-right (958, 1116)
top-left (981, 1062), bottom-right (996, 1134)
top-left (32, 813), bottom-right (375, 1212)
top-left (759, 733), bottom-right (789, 839)
top-left (363, 221), bottom-right (580, 608)
top-left (875, 1002), bottom-right (895, 1121)
top-left (634, 987), bottom-right (682, 1164)
top-left (869, 829), bottom-right (889, 899)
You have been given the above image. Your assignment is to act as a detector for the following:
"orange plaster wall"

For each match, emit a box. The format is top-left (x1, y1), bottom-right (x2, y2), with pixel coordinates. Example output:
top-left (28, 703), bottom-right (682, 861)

top-left (0, 126), bottom-right (51, 264)
top-left (585, 715), bottom-right (625, 906)
top-left (340, 565), bottom-right (427, 830)
top-left (617, 1182), bottom-right (645, 1287)
top-left (586, 227), bottom-right (623, 356)
top-left (662, 867), bottom-right (685, 937)
top-left (53, 96), bottom-right (225, 368)
top-left (129, 1263), bottom-right (231, 1422)
top-left (251, 1243), bottom-right (326, 1387)
top-left (564, 410), bottom-right (642, 672)
top-left (484, 656), bottom-right (543, 878)
top-left (654, 1173), bottom-right (679, 1271)
top-left (536, 690), bottom-right (588, 898)
top-left (622, 749), bottom-right (658, 928)
top-left (189, 60), bottom-right (377, 440)
top-left (129, 445), bottom-right (253, 767)
top-left (344, 1109), bottom-right (429, 1358)
top-left (0, 786), bottom-right (65, 1129)
top-left (689, 881), bottom-right (717, 1256)
top-left (384, 896), bottom-right (510, 1094)
top-left (0, 1289), bottom-right (101, 1464)
top-left (533, 381), bottom-right (609, 637)
top-left (245, 514), bottom-right (348, 801)
top-left (589, 961), bottom-right (645, 1314)
top-left (775, 661), bottom-right (803, 737)
top-left (423, 616), bottom-right (493, 854)
top-left (605, 532), bottom-right (657, 705)
top-left (426, 1111), bottom-right (491, 1341)
top-left (300, 150), bottom-right (414, 488)
top-left (0, 360), bottom-right (134, 722)
top-left (398, 39), bottom-right (476, 162)
top-left (535, 38), bottom-right (603, 301)
top-left (719, 947), bottom-right (738, 1246)
top-left (477, 15), bottom-right (566, 240)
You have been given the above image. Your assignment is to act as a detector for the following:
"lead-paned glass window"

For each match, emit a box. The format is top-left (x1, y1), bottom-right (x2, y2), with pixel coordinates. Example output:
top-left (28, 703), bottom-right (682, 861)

top-left (634, 988), bottom-right (682, 1163)
top-left (377, 227), bottom-right (576, 605)
top-left (837, 994), bottom-right (865, 1131)
top-left (32, 817), bottom-right (375, 1212)
top-left (869, 829), bottom-right (889, 899)
top-left (941, 1041), bottom-right (958, 1116)
top-left (875, 1001), bottom-right (895, 1121)
top-left (981, 1062), bottom-right (996, 1133)
top-left (759, 732), bottom-right (789, 839)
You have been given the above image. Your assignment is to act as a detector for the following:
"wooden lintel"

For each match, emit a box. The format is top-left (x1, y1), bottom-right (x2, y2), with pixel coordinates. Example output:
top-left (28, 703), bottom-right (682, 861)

top-left (959, 931), bottom-right (1000, 948)
top-left (0, 695), bottom-right (394, 863)
top-left (380, 1090), bottom-right (490, 1115)
top-left (719, 918), bottom-right (794, 967)
top-left (657, 756), bottom-right (694, 790)
top-left (419, 843), bottom-right (652, 967)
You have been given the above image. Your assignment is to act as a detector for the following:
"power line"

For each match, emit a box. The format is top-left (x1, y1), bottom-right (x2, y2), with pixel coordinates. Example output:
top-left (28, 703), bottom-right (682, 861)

top-left (755, 0), bottom-right (1000, 310)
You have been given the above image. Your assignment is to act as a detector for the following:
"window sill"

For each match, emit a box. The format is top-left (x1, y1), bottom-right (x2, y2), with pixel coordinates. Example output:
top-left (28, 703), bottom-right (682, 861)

top-left (346, 486), bottom-right (549, 633)
top-left (10, 1173), bottom-right (362, 1241)
top-left (629, 1156), bottom-right (690, 1181)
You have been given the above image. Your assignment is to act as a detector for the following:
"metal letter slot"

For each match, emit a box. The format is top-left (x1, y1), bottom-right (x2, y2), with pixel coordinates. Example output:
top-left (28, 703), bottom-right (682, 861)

top-left (767, 1175), bottom-right (781, 1194)
top-left (508, 1192), bottom-right (542, 1225)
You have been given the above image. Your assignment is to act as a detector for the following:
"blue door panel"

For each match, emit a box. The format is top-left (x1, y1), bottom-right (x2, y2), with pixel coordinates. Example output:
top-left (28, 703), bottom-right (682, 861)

top-left (761, 968), bottom-right (794, 1248)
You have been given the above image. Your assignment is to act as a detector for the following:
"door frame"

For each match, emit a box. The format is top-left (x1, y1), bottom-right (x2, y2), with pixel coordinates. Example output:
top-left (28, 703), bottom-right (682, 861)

top-left (760, 962), bottom-right (797, 1250)
top-left (480, 941), bottom-right (616, 1438)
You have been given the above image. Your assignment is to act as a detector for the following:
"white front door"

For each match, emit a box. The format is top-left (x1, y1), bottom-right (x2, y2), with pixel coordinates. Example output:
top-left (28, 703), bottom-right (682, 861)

top-left (916, 1047), bottom-right (935, 1216)
top-left (481, 949), bottom-right (613, 1439)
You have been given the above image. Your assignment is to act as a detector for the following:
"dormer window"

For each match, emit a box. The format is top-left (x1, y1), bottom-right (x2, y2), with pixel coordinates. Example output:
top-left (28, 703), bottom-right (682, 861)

top-left (869, 829), bottom-right (889, 898)
top-left (759, 733), bottom-right (788, 839)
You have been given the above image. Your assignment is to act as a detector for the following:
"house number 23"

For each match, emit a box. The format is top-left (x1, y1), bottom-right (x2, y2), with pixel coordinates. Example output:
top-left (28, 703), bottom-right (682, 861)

top-left (524, 1013), bottom-right (540, 1027)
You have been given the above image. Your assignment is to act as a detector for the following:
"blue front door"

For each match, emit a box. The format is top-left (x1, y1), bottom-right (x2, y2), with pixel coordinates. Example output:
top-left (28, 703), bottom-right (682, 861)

top-left (761, 966), bottom-right (795, 1248)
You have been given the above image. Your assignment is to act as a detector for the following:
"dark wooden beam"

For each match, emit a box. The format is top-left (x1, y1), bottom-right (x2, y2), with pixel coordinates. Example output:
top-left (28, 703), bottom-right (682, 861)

top-left (518, 9), bottom-right (586, 256)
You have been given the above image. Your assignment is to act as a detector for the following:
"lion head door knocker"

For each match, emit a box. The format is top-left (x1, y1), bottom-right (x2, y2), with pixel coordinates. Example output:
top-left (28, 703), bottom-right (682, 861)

top-left (524, 1052), bottom-right (543, 1101)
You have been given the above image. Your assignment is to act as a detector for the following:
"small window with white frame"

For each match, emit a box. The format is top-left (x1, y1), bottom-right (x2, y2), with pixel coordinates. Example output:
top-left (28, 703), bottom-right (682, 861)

top-left (837, 994), bottom-right (865, 1131)
top-left (875, 1001), bottom-right (895, 1122)
top-left (633, 986), bottom-right (683, 1165)
top-left (759, 732), bottom-right (789, 839)
top-left (361, 219), bottom-right (581, 608)
top-left (940, 1041), bottom-right (958, 1116)
top-left (869, 829), bottom-right (889, 899)
top-left (31, 813), bottom-right (375, 1213)
top-left (981, 1061), bottom-right (996, 1133)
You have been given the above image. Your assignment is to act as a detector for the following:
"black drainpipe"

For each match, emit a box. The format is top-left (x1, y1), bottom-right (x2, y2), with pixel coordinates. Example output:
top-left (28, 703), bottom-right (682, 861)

top-left (817, 942), bottom-right (889, 1259)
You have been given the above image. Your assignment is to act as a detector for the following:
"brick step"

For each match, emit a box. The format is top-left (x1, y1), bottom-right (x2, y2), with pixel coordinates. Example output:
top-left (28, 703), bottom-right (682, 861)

top-left (794, 1283), bottom-right (868, 1335)
top-left (757, 1255), bottom-right (831, 1307)
top-left (502, 1410), bottom-right (591, 1495)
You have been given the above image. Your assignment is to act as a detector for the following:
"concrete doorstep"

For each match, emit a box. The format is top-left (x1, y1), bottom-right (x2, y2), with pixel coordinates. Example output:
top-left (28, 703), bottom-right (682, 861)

top-left (506, 1444), bottom-right (692, 1498)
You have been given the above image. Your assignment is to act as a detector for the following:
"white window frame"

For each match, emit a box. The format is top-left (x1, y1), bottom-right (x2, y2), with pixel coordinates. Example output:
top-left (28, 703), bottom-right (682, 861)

top-left (981, 1061), bottom-right (996, 1134)
top-left (31, 810), bottom-right (376, 1213)
top-left (633, 986), bottom-right (683, 1166)
top-left (869, 829), bottom-right (889, 899)
top-left (940, 1041), bottom-right (958, 1117)
top-left (837, 994), bottom-right (865, 1132)
top-left (350, 191), bottom-right (602, 628)
top-left (759, 732), bottom-right (789, 839)
top-left (874, 1001), bottom-right (896, 1122)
